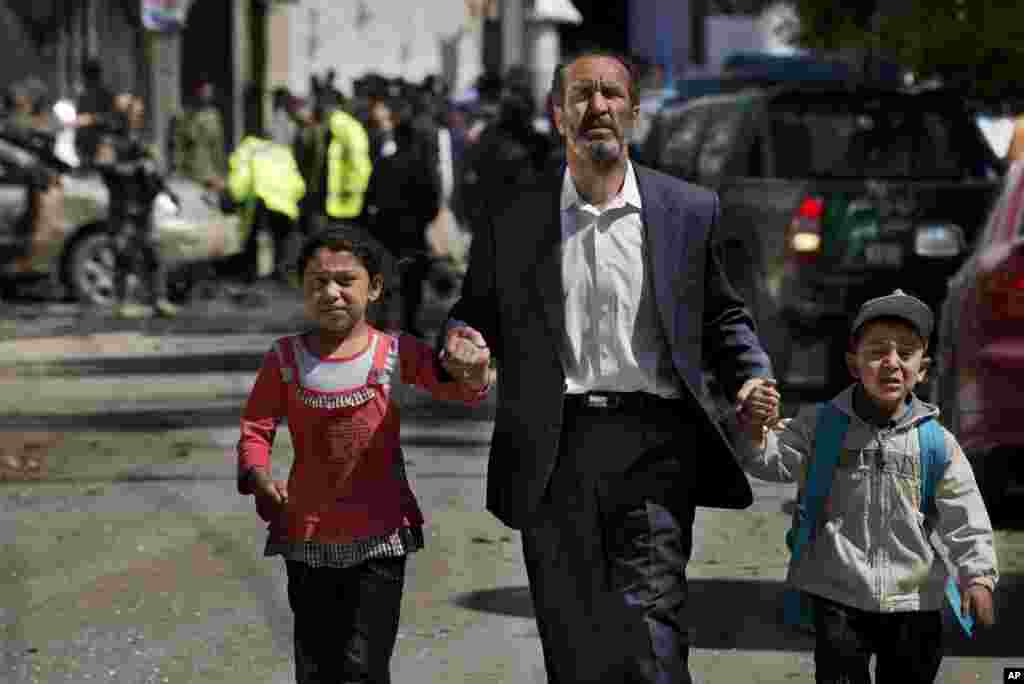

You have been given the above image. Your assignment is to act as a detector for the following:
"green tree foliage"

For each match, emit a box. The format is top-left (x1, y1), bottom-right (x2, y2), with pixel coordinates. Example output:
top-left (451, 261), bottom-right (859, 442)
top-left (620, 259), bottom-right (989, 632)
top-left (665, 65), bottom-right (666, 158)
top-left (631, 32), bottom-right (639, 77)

top-left (791, 0), bottom-right (1024, 100)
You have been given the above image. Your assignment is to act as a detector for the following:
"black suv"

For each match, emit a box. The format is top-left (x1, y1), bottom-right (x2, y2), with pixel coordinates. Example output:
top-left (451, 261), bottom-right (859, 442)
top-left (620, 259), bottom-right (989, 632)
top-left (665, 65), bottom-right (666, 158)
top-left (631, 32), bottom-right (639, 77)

top-left (644, 85), bottom-right (1004, 393)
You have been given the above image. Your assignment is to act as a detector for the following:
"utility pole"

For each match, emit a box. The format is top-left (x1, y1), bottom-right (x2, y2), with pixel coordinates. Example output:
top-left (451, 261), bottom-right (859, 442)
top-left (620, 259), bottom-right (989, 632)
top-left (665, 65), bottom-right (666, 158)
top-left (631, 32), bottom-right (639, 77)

top-left (690, 0), bottom-right (708, 67)
top-left (502, 0), bottom-right (525, 73)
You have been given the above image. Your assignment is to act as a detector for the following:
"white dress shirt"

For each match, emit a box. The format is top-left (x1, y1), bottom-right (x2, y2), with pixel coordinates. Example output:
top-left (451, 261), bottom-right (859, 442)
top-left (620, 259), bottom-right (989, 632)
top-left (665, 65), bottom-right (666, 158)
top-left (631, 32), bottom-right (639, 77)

top-left (560, 162), bottom-right (681, 398)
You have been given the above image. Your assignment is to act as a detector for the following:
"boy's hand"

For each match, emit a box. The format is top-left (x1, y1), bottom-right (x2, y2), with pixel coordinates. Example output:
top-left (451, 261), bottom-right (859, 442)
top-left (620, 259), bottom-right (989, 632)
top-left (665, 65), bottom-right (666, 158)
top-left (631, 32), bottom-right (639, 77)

top-left (736, 377), bottom-right (781, 444)
top-left (963, 583), bottom-right (995, 627)
top-left (443, 325), bottom-right (491, 390)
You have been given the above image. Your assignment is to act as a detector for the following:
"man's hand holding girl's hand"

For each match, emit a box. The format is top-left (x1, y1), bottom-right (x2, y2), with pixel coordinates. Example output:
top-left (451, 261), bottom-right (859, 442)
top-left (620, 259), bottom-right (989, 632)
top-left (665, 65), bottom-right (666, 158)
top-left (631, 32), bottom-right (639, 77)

top-left (736, 377), bottom-right (782, 447)
top-left (443, 326), bottom-right (492, 390)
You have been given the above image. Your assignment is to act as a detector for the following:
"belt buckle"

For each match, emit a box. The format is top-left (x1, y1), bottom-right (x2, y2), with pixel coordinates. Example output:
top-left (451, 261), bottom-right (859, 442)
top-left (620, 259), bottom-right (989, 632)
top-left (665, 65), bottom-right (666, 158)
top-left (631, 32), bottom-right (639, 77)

top-left (585, 392), bottom-right (622, 409)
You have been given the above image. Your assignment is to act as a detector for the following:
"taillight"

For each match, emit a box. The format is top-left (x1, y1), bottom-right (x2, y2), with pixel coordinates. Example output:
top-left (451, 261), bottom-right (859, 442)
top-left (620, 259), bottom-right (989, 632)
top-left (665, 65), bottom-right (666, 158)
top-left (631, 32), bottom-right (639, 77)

top-left (787, 196), bottom-right (824, 259)
top-left (979, 269), bottom-right (1024, 319)
top-left (982, 271), bottom-right (1024, 292)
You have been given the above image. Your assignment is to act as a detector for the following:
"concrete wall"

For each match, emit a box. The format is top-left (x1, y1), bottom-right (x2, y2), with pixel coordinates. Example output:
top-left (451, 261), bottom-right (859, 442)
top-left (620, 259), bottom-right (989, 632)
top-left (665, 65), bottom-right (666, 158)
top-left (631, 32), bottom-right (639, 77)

top-left (0, 2), bottom-right (57, 99)
top-left (0, 0), bottom-right (142, 103)
top-left (282, 0), bottom-right (483, 97)
top-left (267, 4), bottom-right (292, 90)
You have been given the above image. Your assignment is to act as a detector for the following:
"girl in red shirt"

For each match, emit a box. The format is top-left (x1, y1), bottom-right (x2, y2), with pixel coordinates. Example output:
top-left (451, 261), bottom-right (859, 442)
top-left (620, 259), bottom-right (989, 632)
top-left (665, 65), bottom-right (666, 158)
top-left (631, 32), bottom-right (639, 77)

top-left (237, 223), bottom-right (491, 683)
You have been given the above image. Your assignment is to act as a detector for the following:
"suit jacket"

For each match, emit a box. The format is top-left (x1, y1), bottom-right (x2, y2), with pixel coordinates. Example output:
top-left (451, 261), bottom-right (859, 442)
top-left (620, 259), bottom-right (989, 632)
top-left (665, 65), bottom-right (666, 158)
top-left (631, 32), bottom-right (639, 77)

top-left (449, 162), bottom-right (772, 529)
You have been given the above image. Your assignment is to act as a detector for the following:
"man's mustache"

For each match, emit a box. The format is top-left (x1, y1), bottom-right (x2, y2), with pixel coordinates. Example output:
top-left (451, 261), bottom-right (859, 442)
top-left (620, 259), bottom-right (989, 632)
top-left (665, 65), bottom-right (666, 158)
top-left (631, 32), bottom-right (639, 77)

top-left (582, 117), bottom-right (617, 132)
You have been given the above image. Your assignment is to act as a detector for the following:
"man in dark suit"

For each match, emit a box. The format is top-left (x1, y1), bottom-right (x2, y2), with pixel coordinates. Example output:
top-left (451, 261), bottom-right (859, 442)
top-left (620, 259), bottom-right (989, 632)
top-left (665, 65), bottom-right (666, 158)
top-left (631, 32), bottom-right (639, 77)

top-left (443, 50), bottom-right (778, 683)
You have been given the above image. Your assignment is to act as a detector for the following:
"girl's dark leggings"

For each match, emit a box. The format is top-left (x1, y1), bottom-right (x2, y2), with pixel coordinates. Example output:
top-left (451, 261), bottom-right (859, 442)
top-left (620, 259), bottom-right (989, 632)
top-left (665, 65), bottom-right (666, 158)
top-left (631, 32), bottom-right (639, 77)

top-left (286, 556), bottom-right (406, 684)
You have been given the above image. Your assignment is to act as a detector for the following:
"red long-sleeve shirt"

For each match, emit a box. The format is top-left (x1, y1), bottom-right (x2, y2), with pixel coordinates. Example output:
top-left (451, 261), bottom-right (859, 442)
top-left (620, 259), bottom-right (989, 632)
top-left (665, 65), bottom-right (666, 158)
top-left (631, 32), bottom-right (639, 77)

top-left (237, 328), bottom-right (488, 550)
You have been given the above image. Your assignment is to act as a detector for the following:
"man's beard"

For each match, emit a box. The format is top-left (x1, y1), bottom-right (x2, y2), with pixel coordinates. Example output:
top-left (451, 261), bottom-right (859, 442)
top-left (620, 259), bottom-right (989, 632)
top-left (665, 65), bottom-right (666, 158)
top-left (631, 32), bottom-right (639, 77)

top-left (574, 121), bottom-right (631, 165)
top-left (587, 138), bottom-right (622, 164)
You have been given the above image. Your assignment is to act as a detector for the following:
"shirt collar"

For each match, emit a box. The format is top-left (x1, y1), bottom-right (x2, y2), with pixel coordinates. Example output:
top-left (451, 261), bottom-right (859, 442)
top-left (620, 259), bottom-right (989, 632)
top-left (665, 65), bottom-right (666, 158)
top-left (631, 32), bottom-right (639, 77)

top-left (560, 160), bottom-right (642, 213)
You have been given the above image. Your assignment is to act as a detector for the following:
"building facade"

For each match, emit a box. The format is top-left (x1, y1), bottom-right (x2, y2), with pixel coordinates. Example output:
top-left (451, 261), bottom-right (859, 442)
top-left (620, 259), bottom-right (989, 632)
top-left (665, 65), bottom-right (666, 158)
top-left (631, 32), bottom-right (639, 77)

top-left (0, 0), bottom-right (278, 165)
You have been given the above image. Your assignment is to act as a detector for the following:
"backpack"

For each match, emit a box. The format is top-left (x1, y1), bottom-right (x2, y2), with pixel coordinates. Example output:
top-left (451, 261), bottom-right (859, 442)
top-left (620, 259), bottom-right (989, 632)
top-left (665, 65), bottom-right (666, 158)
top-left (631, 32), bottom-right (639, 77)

top-left (783, 402), bottom-right (974, 637)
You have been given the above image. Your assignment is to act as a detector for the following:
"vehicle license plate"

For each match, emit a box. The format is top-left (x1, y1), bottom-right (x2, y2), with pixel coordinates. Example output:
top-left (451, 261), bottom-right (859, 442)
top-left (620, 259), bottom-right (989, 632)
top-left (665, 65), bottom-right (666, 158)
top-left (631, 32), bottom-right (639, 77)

top-left (865, 243), bottom-right (903, 267)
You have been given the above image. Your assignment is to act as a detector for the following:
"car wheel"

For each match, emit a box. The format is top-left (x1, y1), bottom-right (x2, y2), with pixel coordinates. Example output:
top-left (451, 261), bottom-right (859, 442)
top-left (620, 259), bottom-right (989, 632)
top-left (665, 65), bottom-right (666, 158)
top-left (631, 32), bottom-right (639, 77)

top-left (66, 231), bottom-right (118, 306)
top-left (66, 231), bottom-right (147, 306)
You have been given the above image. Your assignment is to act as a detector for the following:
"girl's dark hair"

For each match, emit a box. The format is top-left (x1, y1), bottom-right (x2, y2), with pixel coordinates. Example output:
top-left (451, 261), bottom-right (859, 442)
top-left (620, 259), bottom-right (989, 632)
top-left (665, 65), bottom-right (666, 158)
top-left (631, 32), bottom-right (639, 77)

top-left (295, 221), bottom-right (392, 284)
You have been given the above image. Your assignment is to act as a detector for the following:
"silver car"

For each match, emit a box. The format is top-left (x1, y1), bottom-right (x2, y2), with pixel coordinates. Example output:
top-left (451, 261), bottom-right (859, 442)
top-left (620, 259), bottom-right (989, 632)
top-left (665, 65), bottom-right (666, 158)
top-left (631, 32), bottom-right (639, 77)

top-left (0, 125), bottom-right (243, 305)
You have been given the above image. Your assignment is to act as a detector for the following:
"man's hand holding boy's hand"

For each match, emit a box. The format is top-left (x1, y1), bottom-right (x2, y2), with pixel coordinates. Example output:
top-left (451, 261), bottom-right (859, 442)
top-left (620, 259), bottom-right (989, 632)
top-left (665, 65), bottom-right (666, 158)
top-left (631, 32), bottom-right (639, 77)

top-left (963, 583), bottom-right (996, 627)
top-left (443, 326), bottom-right (492, 390)
top-left (736, 377), bottom-right (781, 447)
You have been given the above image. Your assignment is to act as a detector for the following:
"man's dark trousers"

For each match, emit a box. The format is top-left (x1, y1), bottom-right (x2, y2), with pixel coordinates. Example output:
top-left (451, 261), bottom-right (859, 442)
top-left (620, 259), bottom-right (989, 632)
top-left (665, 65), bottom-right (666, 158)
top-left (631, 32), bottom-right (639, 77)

top-left (521, 394), bottom-right (697, 684)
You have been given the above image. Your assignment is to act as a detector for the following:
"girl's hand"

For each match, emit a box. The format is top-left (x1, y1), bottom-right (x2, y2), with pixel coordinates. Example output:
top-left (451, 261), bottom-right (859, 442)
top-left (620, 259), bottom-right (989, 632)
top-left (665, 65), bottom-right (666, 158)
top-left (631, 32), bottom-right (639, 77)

top-left (443, 326), bottom-right (491, 390)
top-left (963, 583), bottom-right (995, 627)
top-left (249, 468), bottom-right (289, 520)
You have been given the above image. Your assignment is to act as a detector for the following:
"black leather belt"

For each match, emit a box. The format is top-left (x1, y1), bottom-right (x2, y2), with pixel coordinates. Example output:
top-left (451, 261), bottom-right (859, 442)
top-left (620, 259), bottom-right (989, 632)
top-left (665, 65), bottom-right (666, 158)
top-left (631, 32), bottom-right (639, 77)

top-left (564, 391), bottom-right (680, 412)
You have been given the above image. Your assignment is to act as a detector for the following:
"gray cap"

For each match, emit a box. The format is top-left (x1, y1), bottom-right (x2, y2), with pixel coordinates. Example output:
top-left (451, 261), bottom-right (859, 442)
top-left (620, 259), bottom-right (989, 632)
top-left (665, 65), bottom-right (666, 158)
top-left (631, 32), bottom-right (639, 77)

top-left (851, 289), bottom-right (934, 340)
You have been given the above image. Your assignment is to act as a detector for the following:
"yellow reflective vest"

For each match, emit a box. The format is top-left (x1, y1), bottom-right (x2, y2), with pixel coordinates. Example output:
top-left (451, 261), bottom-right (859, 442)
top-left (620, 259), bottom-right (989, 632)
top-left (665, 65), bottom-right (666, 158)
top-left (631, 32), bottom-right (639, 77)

top-left (227, 136), bottom-right (306, 229)
top-left (325, 109), bottom-right (372, 219)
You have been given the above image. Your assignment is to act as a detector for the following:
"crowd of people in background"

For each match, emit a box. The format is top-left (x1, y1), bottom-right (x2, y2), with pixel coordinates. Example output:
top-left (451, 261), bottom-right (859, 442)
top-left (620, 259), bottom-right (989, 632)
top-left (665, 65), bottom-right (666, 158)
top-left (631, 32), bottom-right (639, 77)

top-left (0, 56), bottom-right (662, 327)
top-left (187, 64), bottom-right (570, 333)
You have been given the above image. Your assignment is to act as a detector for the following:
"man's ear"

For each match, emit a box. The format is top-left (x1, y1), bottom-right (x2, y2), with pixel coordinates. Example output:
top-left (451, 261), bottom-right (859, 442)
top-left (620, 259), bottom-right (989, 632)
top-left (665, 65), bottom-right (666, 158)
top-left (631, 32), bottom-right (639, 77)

top-left (845, 351), bottom-right (859, 381)
top-left (553, 104), bottom-right (566, 137)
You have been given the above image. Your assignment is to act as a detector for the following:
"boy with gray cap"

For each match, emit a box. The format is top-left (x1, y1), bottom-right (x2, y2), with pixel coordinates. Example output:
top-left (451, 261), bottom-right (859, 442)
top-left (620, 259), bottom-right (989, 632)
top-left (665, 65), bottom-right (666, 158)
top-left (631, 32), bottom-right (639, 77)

top-left (737, 289), bottom-right (997, 683)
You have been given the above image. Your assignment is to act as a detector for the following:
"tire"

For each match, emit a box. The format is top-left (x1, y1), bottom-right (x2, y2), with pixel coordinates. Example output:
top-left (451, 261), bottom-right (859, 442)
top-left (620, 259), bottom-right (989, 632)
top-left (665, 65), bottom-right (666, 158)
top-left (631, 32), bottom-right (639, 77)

top-left (65, 230), bottom-right (118, 306)
top-left (65, 229), bottom-right (147, 306)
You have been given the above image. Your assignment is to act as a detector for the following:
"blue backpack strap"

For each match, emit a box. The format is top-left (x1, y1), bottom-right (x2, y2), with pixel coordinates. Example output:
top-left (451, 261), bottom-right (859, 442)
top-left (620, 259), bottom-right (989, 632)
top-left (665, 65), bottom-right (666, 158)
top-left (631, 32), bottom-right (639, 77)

top-left (784, 402), bottom-right (849, 628)
top-left (918, 418), bottom-right (974, 638)
top-left (919, 418), bottom-right (945, 516)
top-left (796, 403), bottom-right (848, 559)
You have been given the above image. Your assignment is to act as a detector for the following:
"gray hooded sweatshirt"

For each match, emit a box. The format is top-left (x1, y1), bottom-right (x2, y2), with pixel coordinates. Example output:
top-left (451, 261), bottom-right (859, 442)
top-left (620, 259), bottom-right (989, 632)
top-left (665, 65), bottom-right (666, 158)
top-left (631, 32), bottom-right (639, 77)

top-left (741, 386), bottom-right (998, 613)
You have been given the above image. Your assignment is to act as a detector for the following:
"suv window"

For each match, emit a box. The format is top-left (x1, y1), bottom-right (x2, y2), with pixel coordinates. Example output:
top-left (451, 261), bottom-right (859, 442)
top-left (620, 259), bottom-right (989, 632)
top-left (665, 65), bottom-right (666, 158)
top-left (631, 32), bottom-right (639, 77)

top-left (660, 105), bottom-right (709, 181)
top-left (766, 98), bottom-right (993, 180)
top-left (697, 104), bottom-right (747, 179)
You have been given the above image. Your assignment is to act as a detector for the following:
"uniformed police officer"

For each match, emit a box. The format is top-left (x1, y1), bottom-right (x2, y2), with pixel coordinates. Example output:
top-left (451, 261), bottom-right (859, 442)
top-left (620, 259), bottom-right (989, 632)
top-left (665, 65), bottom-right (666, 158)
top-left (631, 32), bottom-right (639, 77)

top-left (208, 135), bottom-right (306, 289)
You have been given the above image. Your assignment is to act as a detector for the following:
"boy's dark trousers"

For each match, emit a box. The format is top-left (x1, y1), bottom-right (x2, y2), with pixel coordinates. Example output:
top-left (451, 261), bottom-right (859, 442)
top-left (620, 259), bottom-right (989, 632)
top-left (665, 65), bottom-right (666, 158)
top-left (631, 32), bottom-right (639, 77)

top-left (812, 595), bottom-right (943, 684)
top-left (286, 557), bottom-right (406, 684)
